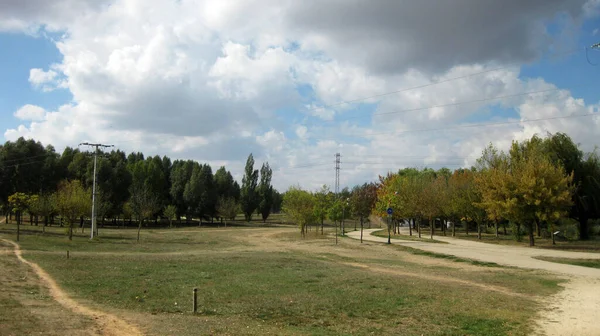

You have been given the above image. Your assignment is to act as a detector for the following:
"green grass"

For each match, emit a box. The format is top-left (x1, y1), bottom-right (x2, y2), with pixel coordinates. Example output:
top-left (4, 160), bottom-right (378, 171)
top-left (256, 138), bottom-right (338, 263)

top-left (0, 224), bottom-right (562, 335)
top-left (371, 229), bottom-right (448, 244)
top-left (534, 256), bottom-right (600, 269)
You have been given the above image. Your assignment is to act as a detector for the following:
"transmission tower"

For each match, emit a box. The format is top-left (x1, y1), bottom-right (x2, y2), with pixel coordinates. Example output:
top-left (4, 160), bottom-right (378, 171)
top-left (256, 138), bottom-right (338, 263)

top-left (334, 153), bottom-right (341, 244)
top-left (334, 153), bottom-right (341, 196)
top-left (79, 142), bottom-right (114, 239)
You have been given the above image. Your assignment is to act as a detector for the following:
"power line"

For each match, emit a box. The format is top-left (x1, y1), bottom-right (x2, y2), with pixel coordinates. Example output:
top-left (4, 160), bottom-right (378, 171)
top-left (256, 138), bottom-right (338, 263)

top-left (316, 111), bottom-right (599, 140)
top-left (0, 158), bottom-right (49, 169)
top-left (0, 153), bottom-right (51, 164)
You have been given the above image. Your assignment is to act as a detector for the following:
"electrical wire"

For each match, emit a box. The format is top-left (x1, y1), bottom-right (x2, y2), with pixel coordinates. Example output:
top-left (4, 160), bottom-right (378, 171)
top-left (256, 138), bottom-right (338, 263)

top-left (315, 112), bottom-right (599, 140)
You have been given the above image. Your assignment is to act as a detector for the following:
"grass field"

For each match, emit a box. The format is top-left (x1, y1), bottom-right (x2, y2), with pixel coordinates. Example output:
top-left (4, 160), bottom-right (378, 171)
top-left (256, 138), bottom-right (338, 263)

top-left (0, 223), bottom-right (563, 336)
top-left (534, 256), bottom-right (600, 269)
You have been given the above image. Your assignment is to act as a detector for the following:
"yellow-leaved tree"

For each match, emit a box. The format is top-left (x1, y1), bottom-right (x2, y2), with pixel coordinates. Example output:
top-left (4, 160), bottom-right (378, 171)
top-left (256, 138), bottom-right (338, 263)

top-left (53, 180), bottom-right (91, 240)
top-left (477, 139), bottom-right (574, 246)
top-left (282, 186), bottom-right (315, 237)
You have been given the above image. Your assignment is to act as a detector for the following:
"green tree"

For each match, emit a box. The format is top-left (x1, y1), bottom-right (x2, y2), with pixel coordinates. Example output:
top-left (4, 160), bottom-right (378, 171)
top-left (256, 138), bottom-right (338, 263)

top-left (313, 185), bottom-right (333, 234)
top-left (258, 162), bottom-right (273, 222)
top-left (170, 160), bottom-right (195, 222)
top-left (183, 163), bottom-right (202, 223)
top-left (130, 184), bottom-right (160, 242)
top-left (53, 180), bottom-right (91, 240)
top-left (271, 189), bottom-right (283, 213)
top-left (350, 183), bottom-right (377, 243)
top-left (163, 205), bottom-right (177, 228)
top-left (35, 193), bottom-right (55, 233)
top-left (282, 187), bottom-right (315, 237)
top-left (543, 132), bottom-right (600, 240)
top-left (8, 192), bottom-right (31, 241)
top-left (216, 196), bottom-right (239, 227)
top-left (240, 154), bottom-right (259, 221)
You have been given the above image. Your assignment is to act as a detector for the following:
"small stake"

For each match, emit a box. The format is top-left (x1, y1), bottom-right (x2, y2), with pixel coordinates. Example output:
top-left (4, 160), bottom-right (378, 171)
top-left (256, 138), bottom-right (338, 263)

top-left (67, 250), bottom-right (69, 259)
top-left (192, 288), bottom-right (198, 313)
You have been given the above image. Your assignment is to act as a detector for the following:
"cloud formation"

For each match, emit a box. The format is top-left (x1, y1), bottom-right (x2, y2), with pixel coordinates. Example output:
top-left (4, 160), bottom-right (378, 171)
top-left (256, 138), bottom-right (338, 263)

top-left (3, 0), bottom-right (600, 191)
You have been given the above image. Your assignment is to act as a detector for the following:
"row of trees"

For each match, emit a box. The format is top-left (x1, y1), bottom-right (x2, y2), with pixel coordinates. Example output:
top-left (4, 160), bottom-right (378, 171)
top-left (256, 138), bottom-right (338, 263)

top-left (1, 137), bottom-right (283, 240)
top-left (372, 133), bottom-right (600, 246)
top-left (282, 183), bottom-right (377, 239)
top-left (279, 132), bottom-right (599, 246)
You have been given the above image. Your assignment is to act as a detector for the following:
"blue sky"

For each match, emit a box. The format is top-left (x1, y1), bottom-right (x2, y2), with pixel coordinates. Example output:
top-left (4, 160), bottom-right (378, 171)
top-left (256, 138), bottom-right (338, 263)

top-left (0, 33), bottom-right (71, 129)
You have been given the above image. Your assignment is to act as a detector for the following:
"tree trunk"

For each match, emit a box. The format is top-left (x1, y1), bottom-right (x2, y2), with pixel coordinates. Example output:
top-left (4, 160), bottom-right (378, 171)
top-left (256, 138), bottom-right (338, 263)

top-left (30, 213), bottom-right (33, 225)
top-left (137, 219), bottom-right (143, 242)
top-left (335, 220), bottom-right (338, 245)
top-left (430, 216), bottom-right (434, 239)
top-left (16, 212), bottom-right (20, 242)
top-left (452, 219), bottom-right (456, 237)
top-left (503, 222), bottom-right (507, 235)
top-left (465, 220), bottom-right (469, 235)
top-left (360, 216), bottom-right (364, 243)
top-left (536, 219), bottom-right (541, 238)
top-left (417, 217), bottom-right (421, 238)
top-left (321, 218), bottom-right (324, 235)
top-left (528, 222), bottom-right (535, 246)
top-left (495, 220), bottom-right (499, 238)
top-left (477, 221), bottom-right (482, 240)
top-left (354, 219), bottom-right (357, 231)
top-left (442, 219), bottom-right (446, 236)
top-left (409, 218), bottom-right (413, 236)
top-left (69, 225), bottom-right (73, 241)
top-left (42, 216), bottom-right (47, 233)
top-left (169, 219), bottom-right (173, 228)
top-left (388, 217), bottom-right (392, 244)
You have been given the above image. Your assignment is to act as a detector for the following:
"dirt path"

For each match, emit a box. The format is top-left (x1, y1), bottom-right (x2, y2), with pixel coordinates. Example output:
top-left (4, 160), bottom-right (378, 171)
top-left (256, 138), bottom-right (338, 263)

top-left (1, 239), bottom-right (143, 336)
top-left (346, 229), bottom-right (600, 336)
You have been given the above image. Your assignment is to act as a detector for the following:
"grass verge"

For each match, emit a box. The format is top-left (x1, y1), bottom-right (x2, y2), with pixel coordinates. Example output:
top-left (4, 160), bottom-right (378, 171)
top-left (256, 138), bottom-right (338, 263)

top-left (534, 256), bottom-right (600, 269)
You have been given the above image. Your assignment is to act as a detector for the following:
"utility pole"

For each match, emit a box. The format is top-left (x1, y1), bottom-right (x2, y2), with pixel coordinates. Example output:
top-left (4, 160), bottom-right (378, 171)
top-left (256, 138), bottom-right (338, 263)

top-left (79, 142), bottom-right (114, 239)
top-left (334, 153), bottom-right (341, 244)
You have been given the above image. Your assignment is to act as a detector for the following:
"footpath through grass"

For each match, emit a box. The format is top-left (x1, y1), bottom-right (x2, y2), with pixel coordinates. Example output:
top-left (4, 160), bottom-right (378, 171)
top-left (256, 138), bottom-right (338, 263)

top-left (1, 224), bottom-right (562, 336)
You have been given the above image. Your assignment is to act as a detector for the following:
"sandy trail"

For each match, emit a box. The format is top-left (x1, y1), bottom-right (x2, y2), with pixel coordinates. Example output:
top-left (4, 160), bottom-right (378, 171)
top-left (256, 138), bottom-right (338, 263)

top-left (346, 229), bottom-right (600, 336)
top-left (1, 239), bottom-right (143, 336)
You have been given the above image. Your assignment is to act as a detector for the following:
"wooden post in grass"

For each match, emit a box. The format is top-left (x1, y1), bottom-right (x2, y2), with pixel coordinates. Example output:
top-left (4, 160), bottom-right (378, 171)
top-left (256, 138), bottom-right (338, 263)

top-left (192, 288), bottom-right (198, 313)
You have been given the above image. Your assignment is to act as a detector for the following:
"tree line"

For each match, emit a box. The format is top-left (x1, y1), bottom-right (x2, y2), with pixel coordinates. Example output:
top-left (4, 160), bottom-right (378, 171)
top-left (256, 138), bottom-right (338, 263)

top-left (0, 137), bottom-right (283, 240)
top-left (282, 133), bottom-right (600, 246)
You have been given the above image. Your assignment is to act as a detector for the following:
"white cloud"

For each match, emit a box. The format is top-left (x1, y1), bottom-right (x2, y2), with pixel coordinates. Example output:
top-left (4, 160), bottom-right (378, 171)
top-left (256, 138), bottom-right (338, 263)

top-left (13, 104), bottom-right (47, 121)
top-left (3, 0), bottom-right (600, 192)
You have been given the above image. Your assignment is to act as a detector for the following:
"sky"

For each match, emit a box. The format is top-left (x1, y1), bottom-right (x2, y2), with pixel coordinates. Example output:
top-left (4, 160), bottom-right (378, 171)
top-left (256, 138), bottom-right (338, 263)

top-left (1, 0), bottom-right (599, 192)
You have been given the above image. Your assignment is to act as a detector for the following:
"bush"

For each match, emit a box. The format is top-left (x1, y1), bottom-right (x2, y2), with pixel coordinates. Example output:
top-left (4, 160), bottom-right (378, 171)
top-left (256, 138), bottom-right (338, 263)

top-left (556, 218), bottom-right (580, 241)
top-left (589, 219), bottom-right (600, 237)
